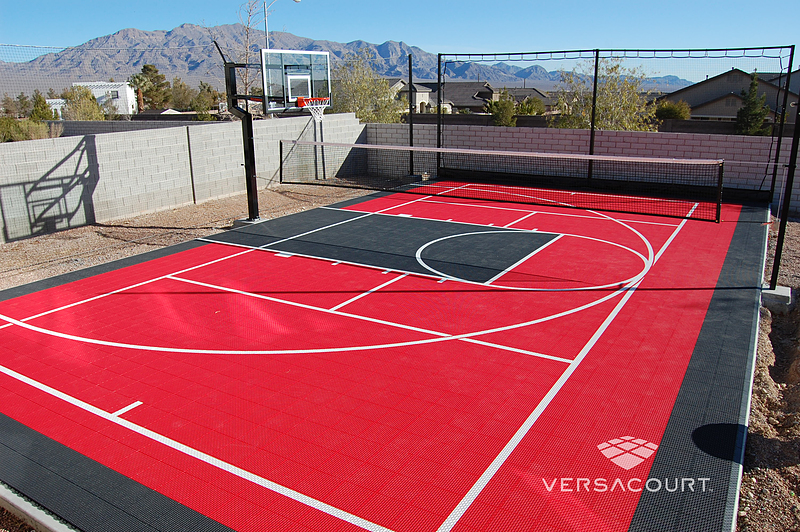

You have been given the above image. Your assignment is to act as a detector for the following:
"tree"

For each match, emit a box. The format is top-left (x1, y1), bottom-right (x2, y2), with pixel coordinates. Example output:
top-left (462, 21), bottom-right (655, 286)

top-left (655, 100), bottom-right (691, 121)
top-left (30, 90), bottom-right (56, 121)
top-left (62, 86), bottom-right (105, 121)
top-left (2, 94), bottom-right (19, 117)
top-left (484, 90), bottom-right (517, 127)
top-left (128, 65), bottom-right (170, 110)
top-left (331, 48), bottom-right (405, 123)
top-left (101, 95), bottom-right (120, 120)
top-left (191, 82), bottom-right (224, 121)
top-left (171, 77), bottom-right (198, 111)
top-left (551, 58), bottom-right (657, 131)
top-left (517, 96), bottom-right (545, 116)
top-left (16, 93), bottom-right (32, 118)
top-left (735, 73), bottom-right (770, 136)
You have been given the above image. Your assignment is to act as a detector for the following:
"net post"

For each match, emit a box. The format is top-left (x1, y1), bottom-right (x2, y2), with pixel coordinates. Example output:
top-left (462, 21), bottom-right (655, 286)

top-left (716, 162), bottom-right (724, 223)
top-left (770, 88), bottom-right (800, 290)
top-left (587, 49), bottom-right (600, 181)
top-left (279, 140), bottom-right (284, 184)
top-left (437, 54), bottom-right (443, 172)
top-left (409, 53), bottom-right (414, 176)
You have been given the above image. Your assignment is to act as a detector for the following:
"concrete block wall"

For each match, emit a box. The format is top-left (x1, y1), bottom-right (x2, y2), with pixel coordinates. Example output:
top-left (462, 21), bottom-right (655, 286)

top-left (90, 128), bottom-right (195, 222)
top-left (367, 123), bottom-right (798, 215)
top-left (0, 113), bottom-right (365, 243)
top-left (0, 136), bottom-right (99, 242)
top-left (53, 120), bottom-right (205, 137)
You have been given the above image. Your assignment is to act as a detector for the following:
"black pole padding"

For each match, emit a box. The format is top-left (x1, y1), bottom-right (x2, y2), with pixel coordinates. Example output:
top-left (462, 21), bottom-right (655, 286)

top-left (222, 56), bottom-right (259, 221)
top-left (769, 89), bottom-right (800, 290)
top-left (242, 114), bottom-right (259, 221)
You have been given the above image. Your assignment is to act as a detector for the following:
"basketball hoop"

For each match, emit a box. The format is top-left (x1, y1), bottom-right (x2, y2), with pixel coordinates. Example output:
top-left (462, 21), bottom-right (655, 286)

top-left (297, 96), bottom-right (330, 123)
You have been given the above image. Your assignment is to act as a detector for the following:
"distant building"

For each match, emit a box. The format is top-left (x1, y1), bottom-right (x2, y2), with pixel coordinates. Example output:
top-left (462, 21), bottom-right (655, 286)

top-left (74, 81), bottom-right (137, 116)
top-left (46, 99), bottom-right (66, 120)
top-left (660, 69), bottom-right (798, 123)
top-left (387, 80), bottom-right (553, 114)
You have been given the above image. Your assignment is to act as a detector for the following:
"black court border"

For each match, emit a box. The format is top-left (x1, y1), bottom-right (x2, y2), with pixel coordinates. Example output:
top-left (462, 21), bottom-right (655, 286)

top-left (0, 196), bottom-right (768, 532)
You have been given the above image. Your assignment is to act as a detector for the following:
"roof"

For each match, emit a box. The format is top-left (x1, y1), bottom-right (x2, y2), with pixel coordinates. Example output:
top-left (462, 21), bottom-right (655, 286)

top-left (762, 69), bottom-right (800, 95)
top-left (661, 68), bottom-right (797, 112)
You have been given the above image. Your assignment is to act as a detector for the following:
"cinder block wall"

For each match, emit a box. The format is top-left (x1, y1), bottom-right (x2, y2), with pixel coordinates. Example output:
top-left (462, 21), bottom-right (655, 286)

top-left (53, 120), bottom-right (205, 137)
top-left (0, 113), bottom-right (364, 243)
top-left (367, 123), bottom-right (798, 214)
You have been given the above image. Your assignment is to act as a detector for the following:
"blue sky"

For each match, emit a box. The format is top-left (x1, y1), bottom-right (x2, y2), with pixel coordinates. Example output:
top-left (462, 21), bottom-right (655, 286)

top-left (1, 0), bottom-right (798, 63)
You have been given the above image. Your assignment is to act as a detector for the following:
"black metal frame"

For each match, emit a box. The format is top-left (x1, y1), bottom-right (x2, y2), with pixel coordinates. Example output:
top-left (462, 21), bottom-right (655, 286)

top-left (436, 45), bottom-right (796, 271)
top-left (215, 41), bottom-right (261, 221)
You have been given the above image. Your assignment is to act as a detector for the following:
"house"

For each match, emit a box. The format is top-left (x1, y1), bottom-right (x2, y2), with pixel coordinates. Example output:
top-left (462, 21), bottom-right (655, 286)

top-left (660, 68), bottom-right (798, 123)
top-left (45, 99), bottom-right (66, 120)
top-left (387, 79), bottom-right (436, 113)
top-left (74, 81), bottom-right (137, 116)
top-left (420, 82), bottom-right (551, 114)
top-left (763, 70), bottom-right (800, 95)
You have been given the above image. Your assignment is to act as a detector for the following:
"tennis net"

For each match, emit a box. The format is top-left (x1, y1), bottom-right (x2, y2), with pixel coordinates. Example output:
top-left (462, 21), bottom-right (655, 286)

top-left (279, 140), bottom-right (724, 222)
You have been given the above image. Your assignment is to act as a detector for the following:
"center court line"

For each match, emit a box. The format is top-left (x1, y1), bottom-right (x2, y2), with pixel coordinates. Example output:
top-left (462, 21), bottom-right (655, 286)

top-left (0, 363), bottom-right (395, 532)
top-left (434, 211), bottom-right (692, 532)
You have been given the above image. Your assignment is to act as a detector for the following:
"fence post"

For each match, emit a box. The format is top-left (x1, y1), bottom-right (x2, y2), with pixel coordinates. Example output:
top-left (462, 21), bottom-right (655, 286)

top-left (769, 46), bottom-right (795, 202)
top-left (770, 81), bottom-right (800, 290)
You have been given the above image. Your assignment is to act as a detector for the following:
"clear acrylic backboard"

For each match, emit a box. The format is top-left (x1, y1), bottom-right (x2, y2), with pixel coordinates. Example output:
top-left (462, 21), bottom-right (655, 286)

top-left (261, 49), bottom-right (331, 113)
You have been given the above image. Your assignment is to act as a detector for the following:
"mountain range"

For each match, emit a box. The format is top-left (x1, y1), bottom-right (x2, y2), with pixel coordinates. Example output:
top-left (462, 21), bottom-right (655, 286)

top-left (0, 23), bottom-right (693, 96)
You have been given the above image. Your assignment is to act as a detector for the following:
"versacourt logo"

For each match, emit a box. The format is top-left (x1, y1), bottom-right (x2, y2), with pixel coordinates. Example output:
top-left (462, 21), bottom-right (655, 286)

top-left (597, 436), bottom-right (659, 470)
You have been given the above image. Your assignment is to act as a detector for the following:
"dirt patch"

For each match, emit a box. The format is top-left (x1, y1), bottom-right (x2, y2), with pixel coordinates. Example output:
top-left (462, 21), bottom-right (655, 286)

top-left (737, 219), bottom-right (800, 532)
top-left (0, 191), bottom-right (797, 531)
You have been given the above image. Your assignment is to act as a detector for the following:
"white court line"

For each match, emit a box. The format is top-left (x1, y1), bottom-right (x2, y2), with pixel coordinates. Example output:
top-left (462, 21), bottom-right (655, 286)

top-left (4, 212), bottom-right (380, 330)
top-left (0, 188), bottom-right (667, 531)
top-left (413, 231), bottom-right (648, 292)
top-left (504, 211), bottom-right (538, 228)
top-left (111, 401), bottom-right (143, 417)
top-left (484, 235), bottom-right (564, 285)
top-left (461, 338), bottom-right (572, 364)
top-left (330, 274), bottom-right (408, 312)
top-left (0, 197), bottom-right (665, 531)
top-left (0, 363), bottom-right (394, 532)
top-left (410, 195), bottom-right (684, 227)
top-left (434, 212), bottom-right (690, 532)
top-left (0, 275), bottom-right (629, 360)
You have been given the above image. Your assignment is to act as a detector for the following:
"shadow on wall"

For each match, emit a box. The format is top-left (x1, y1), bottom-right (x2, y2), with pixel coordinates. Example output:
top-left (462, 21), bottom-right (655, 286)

top-left (0, 136), bottom-right (99, 243)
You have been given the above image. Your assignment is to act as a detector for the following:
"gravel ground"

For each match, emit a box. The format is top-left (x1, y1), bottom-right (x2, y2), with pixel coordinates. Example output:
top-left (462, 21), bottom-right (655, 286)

top-left (0, 190), bottom-right (797, 532)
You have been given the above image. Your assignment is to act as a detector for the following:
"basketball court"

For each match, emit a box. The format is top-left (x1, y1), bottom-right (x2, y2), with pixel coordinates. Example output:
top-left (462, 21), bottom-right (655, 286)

top-left (0, 180), bottom-right (766, 531)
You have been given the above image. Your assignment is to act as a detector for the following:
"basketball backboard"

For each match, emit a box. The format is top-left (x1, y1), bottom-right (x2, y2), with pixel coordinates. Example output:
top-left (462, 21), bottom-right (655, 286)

top-left (261, 49), bottom-right (331, 113)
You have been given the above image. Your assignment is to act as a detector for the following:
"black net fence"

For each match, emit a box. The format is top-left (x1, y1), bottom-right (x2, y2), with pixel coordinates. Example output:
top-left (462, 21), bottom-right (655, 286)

top-left (436, 47), bottom-right (795, 203)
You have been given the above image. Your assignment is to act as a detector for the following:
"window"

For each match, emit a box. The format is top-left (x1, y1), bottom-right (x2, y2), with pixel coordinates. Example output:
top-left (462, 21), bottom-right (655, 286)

top-left (110, 91), bottom-right (119, 99)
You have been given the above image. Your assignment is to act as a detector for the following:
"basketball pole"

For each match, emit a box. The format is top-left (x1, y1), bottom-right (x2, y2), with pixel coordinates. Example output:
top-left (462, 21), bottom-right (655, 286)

top-left (216, 41), bottom-right (260, 221)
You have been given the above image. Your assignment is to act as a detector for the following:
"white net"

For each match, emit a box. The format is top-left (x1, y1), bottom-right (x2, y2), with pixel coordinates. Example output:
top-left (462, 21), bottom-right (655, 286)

top-left (298, 97), bottom-right (329, 123)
